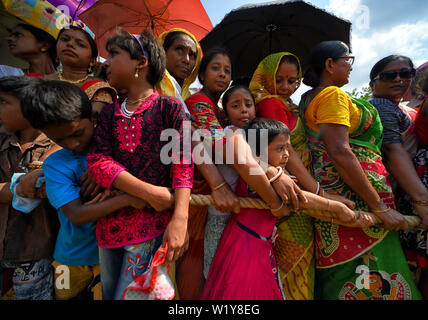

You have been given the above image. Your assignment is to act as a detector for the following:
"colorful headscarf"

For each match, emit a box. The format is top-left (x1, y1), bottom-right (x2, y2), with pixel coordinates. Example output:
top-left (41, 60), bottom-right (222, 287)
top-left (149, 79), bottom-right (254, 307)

top-left (249, 52), bottom-right (302, 111)
top-left (156, 28), bottom-right (202, 101)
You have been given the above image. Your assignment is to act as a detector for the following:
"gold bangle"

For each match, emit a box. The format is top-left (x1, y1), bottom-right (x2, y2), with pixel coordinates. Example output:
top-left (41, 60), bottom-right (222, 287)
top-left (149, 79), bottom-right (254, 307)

top-left (371, 207), bottom-right (391, 214)
top-left (213, 181), bottom-right (227, 191)
top-left (413, 200), bottom-right (428, 206)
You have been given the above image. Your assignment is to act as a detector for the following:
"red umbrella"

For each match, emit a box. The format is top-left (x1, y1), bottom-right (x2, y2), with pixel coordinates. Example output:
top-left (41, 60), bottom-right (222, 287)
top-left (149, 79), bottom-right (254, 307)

top-left (78, 0), bottom-right (213, 58)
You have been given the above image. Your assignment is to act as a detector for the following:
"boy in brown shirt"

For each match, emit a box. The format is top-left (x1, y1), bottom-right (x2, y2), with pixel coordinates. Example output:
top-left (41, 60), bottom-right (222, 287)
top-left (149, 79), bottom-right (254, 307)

top-left (0, 76), bottom-right (59, 299)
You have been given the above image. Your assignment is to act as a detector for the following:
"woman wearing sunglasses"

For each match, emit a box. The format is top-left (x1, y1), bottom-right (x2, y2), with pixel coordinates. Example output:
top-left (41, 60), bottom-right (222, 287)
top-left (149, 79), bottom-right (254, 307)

top-left (369, 55), bottom-right (428, 299)
top-left (299, 41), bottom-right (421, 300)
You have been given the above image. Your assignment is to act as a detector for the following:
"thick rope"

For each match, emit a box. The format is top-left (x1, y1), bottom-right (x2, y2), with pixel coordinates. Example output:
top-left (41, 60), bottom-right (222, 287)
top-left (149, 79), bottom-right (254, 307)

top-left (189, 194), bottom-right (421, 228)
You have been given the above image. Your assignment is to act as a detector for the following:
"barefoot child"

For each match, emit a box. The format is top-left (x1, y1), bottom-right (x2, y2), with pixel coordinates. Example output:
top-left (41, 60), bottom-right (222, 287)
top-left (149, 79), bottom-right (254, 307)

top-left (20, 79), bottom-right (149, 300)
top-left (86, 29), bottom-right (193, 300)
top-left (201, 117), bottom-right (357, 300)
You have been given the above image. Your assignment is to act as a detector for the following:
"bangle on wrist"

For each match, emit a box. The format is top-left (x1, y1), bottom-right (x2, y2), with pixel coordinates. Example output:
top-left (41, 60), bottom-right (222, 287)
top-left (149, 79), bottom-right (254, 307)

top-left (269, 167), bottom-right (283, 184)
top-left (270, 201), bottom-right (284, 212)
top-left (412, 200), bottom-right (428, 206)
top-left (371, 207), bottom-right (391, 214)
top-left (213, 181), bottom-right (227, 191)
top-left (315, 182), bottom-right (321, 195)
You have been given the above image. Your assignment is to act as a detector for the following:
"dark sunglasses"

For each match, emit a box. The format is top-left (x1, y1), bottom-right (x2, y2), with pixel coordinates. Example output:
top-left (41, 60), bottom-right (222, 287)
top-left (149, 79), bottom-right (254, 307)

top-left (373, 68), bottom-right (416, 82)
top-left (334, 55), bottom-right (355, 66)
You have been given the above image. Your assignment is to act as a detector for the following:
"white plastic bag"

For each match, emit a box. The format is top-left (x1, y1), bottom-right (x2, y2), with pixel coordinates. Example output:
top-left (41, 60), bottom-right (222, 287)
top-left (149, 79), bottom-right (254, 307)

top-left (122, 242), bottom-right (175, 300)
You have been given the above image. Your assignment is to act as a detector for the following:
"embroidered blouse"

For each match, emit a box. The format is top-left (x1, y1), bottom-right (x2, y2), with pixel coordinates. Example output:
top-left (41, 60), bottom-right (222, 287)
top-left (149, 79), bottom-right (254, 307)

top-left (87, 91), bottom-right (193, 248)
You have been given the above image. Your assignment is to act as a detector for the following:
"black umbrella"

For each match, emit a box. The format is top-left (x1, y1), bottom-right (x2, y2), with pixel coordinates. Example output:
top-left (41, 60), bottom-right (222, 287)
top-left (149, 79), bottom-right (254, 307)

top-left (200, 0), bottom-right (352, 81)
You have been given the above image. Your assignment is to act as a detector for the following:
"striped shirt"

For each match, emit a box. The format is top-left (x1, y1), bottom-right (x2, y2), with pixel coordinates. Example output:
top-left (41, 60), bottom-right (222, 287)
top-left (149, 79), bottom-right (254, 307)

top-left (369, 97), bottom-right (410, 145)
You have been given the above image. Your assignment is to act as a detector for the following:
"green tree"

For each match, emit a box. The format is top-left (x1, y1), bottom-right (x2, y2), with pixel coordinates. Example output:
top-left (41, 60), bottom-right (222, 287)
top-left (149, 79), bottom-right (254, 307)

top-left (346, 86), bottom-right (372, 100)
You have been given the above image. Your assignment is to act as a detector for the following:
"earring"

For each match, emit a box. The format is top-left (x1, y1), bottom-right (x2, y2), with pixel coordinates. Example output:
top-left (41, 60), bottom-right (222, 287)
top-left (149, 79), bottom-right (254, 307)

top-left (88, 64), bottom-right (94, 73)
top-left (135, 70), bottom-right (139, 78)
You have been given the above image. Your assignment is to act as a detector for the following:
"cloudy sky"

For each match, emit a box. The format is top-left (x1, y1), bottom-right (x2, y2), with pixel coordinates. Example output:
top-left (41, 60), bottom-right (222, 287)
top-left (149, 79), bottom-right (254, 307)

top-left (200, 0), bottom-right (428, 97)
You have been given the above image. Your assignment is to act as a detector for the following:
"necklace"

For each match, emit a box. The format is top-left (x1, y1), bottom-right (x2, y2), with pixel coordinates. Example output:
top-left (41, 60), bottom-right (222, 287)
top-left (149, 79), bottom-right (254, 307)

top-left (121, 93), bottom-right (152, 119)
top-left (58, 72), bottom-right (89, 84)
top-left (120, 100), bottom-right (134, 119)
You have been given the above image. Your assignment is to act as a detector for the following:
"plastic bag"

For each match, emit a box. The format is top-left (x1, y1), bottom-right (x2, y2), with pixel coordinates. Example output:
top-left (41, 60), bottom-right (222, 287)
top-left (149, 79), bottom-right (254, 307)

top-left (122, 242), bottom-right (175, 300)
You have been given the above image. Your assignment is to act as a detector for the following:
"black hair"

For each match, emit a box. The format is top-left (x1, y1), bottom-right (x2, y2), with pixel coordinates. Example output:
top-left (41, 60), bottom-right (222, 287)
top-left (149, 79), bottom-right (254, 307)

top-left (106, 29), bottom-right (166, 86)
top-left (198, 47), bottom-right (232, 85)
top-left (222, 85), bottom-right (255, 116)
top-left (0, 76), bottom-right (43, 101)
top-left (163, 31), bottom-right (194, 52)
top-left (279, 54), bottom-right (300, 72)
top-left (15, 23), bottom-right (58, 67)
top-left (20, 79), bottom-right (92, 129)
top-left (243, 117), bottom-right (290, 155)
top-left (369, 55), bottom-right (414, 82)
top-left (57, 26), bottom-right (98, 59)
top-left (303, 41), bottom-right (349, 88)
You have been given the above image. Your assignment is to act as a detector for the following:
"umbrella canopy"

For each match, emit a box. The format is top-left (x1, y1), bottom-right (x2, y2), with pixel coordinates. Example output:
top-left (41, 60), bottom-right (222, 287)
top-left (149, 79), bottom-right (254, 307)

top-left (1, 0), bottom-right (64, 38)
top-left (78, 0), bottom-right (213, 58)
top-left (200, 0), bottom-right (352, 81)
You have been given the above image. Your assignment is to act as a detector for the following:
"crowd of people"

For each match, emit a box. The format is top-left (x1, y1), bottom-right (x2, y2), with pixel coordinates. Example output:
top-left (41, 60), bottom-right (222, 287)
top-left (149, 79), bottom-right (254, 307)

top-left (0, 19), bottom-right (427, 301)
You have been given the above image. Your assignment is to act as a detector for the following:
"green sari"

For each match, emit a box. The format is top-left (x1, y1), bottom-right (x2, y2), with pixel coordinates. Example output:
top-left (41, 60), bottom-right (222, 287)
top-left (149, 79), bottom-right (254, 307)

top-left (299, 88), bottom-right (421, 300)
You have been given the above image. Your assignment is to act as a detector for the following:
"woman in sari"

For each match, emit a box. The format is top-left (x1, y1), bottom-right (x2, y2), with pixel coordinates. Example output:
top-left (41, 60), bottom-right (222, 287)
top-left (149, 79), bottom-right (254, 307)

top-left (249, 52), bottom-right (354, 300)
top-left (299, 40), bottom-right (421, 300)
top-left (45, 23), bottom-right (116, 121)
top-left (368, 55), bottom-right (428, 299)
top-left (156, 28), bottom-right (202, 113)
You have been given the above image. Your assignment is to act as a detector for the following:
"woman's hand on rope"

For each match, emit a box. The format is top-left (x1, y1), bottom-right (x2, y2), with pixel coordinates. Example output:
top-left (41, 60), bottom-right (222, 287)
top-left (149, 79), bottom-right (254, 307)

top-left (211, 183), bottom-right (240, 214)
top-left (413, 203), bottom-right (428, 230)
top-left (370, 206), bottom-right (408, 231)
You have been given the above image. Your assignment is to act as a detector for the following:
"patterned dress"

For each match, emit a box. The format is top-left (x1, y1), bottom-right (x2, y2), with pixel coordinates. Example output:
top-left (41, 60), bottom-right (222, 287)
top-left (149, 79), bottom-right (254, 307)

top-left (86, 91), bottom-right (193, 248)
top-left (300, 87), bottom-right (421, 300)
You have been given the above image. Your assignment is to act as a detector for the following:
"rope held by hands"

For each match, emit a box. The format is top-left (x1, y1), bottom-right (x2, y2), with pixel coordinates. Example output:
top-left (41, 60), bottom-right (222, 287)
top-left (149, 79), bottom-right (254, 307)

top-left (189, 194), bottom-right (421, 228)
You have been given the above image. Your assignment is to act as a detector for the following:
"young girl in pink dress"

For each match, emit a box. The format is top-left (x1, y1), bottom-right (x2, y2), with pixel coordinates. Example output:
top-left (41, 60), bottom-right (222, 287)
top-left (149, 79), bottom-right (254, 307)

top-left (86, 29), bottom-right (193, 300)
top-left (201, 112), bottom-right (358, 300)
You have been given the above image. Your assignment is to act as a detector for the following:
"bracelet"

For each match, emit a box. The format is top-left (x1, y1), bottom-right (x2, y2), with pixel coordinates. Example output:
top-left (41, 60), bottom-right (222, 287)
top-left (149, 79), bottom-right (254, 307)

top-left (371, 207), bottom-right (391, 214)
top-left (270, 201), bottom-right (284, 212)
top-left (412, 200), bottom-right (428, 206)
top-left (269, 167), bottom-right (283, 184)
top-left (315, 182), bottom-right (321, 195)
top-left (213, 181), bottom-right (227, 191)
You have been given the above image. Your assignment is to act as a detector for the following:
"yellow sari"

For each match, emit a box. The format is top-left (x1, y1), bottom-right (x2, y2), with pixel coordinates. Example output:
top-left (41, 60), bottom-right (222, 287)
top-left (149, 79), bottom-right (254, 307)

top-left (249, 52), bottom-right (315, 300)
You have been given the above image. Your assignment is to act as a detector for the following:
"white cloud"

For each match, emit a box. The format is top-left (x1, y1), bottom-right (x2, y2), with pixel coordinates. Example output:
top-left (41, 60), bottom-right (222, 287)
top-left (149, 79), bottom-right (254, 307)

top-left (348, 21), bottom-right (428, 91)
top-left (326, 0), bottom-right (362, 21)
top-left (323, 0), bottom-right (428, 93)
